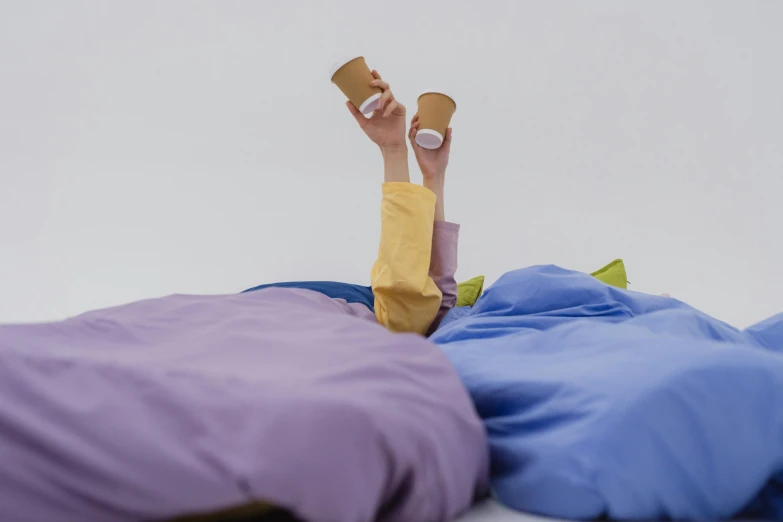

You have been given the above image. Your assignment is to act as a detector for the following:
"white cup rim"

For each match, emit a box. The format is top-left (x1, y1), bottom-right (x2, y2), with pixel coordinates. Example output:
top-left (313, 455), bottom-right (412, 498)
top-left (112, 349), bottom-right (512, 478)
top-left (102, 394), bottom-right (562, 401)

top-left (415, 128), bottom-right (445, 149)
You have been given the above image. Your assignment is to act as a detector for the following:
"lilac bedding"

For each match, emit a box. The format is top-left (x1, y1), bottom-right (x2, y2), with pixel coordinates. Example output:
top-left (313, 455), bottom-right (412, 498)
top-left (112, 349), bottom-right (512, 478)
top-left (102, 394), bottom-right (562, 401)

top-left (0, 288), bottom-right (488, 522)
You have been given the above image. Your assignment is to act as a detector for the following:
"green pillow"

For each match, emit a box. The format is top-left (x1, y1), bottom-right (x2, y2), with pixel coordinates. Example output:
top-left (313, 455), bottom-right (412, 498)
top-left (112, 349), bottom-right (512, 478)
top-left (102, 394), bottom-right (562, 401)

top-left (590, 258), bottom-right (628, 289)
top-left (456, 275), bottom-right (485, 307)
top-left (456, 259), bottom-right (628, 307)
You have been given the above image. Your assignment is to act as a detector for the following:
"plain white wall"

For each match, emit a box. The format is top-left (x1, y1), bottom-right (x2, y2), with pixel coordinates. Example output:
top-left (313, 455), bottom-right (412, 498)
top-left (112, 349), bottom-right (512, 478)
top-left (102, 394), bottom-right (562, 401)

top-left (1, 0), bottom-right (781, 327)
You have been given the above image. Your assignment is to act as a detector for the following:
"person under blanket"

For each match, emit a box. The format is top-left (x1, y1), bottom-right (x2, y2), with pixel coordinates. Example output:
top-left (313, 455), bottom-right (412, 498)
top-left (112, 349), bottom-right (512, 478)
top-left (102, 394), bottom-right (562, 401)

top-left (244, 70), bottom-right (459, 336)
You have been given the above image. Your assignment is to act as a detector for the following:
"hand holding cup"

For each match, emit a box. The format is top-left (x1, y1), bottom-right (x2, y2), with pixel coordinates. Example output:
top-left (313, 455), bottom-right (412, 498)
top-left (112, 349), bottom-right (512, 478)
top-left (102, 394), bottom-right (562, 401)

top-left (409, 113), bottom-right (452, 181)
top-left (344, 70), bottom-right (407, 152)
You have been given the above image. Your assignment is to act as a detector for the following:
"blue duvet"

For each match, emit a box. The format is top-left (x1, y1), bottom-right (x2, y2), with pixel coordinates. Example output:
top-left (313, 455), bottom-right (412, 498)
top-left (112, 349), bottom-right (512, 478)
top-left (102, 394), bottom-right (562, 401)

top-left (430, 266), bottom-right (783, 520)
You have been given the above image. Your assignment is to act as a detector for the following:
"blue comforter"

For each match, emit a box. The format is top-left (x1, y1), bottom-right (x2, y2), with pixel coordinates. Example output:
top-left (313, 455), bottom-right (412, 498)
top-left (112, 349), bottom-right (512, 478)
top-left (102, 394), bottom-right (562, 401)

top-left (431, 265), bottom-right (783, 520)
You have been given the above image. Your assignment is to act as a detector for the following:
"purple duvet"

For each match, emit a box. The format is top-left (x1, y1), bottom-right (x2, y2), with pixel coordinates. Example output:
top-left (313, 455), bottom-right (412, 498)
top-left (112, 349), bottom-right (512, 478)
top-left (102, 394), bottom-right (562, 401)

top-left (0, 288), bottom-right (488, 522)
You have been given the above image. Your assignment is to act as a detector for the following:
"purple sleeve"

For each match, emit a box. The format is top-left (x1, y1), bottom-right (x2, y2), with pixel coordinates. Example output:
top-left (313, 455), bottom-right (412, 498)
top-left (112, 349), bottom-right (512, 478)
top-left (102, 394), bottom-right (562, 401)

top-left (427, 221), bottom-right (460, 336)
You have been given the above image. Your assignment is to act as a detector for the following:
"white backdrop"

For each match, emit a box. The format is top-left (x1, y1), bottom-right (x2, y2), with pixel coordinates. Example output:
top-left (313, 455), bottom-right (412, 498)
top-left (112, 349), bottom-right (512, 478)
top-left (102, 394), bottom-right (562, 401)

top-left (1, 1), bottom-right (781, 327)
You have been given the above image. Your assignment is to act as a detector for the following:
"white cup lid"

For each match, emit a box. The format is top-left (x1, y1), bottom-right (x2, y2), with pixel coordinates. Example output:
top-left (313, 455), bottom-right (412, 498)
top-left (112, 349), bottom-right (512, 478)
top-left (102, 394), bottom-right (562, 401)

top-left (418, 90), bottom-right (457, 110)
top-left (359, 92), bottom-right (381, 115)
top-left (415, 129), bottom-right (444, 149)
top-left (329, 55), bottom-right (364, 81)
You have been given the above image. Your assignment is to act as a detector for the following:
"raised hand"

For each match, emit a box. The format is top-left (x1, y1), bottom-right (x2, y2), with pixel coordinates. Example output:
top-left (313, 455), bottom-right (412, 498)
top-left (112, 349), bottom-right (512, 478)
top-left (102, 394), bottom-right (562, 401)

top-left (408, 113), bottom-right (452, 181)
top-left (346, 70), bottom-right (407, 152)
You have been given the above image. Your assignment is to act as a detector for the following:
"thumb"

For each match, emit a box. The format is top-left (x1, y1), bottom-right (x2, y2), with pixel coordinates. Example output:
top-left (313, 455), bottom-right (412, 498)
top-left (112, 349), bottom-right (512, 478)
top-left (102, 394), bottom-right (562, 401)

top-left (346, 101), bottom-right (366, 127)
top-left (442, 128), bottom-right (453, 151)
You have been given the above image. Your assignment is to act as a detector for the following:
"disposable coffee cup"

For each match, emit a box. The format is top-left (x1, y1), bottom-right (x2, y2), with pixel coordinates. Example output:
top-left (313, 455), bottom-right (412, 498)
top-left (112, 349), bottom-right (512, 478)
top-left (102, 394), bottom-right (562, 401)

top-left (415, 91), bottom-right (457, 149)
top-left (330, 56), bottom-right (382, 115)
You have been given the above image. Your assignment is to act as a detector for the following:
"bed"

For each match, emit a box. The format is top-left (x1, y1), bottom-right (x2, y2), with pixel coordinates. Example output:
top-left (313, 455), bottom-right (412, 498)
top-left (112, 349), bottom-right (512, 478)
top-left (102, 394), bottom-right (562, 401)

top-left (2, 265), bottom-right (782, 521)
top-left (456, 500), bottom-right (558, 522)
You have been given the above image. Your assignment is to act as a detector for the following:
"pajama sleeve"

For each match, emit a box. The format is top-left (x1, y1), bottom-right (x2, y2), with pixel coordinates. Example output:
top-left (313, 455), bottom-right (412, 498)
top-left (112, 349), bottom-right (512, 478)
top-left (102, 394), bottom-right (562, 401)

top-left (426, 221), bottom-right (460, 336)
top-left (371, 183), bottom-right (442, 335)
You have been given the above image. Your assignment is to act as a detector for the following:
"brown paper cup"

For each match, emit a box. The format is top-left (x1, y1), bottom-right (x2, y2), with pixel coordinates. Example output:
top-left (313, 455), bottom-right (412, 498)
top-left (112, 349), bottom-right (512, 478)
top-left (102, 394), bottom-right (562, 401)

top-left (415, 91), bottom-right (457, 149)
top-left (330, 56), bottom-right (382, 114)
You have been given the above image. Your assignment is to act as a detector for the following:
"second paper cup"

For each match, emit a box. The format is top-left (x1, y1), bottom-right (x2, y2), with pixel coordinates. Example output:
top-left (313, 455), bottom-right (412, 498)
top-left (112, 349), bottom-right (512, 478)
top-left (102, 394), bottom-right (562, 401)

top-left (415, 91), bottom-right (457, 149)
top-left (330, 56), bottom-right (382, 114)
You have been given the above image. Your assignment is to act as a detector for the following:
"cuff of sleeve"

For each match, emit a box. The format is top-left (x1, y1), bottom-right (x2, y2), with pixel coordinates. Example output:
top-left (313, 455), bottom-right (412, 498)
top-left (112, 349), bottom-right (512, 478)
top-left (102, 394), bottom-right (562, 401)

top-left (382, 182), bottom-right (437, 203)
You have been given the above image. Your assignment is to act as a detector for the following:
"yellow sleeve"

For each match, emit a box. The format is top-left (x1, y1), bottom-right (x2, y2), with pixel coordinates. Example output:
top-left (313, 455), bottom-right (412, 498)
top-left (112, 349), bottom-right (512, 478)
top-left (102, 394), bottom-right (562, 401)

top-left (371, 182), bottom-right (442, 335)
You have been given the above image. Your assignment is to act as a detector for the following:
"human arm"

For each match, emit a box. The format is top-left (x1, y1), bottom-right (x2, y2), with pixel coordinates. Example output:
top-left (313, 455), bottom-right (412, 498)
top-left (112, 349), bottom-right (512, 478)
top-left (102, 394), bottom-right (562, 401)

top-left (426, 221), bottom-right (459, 335)
top-left (347, 72), bottom-right (442, 334)
top-left (371, 183), bottom-right (443, 334)
top-left (409, 114), bottom-right (460, 334)
top-left (346, 70), bottom-right (410, 183)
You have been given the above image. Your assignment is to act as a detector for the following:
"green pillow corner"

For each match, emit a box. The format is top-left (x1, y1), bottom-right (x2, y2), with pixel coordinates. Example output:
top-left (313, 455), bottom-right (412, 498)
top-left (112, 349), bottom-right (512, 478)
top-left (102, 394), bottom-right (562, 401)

top-left (590, 258), bottom-right (628, 289)
top-left (456, 275), bottom-right (485, 307)
top-left (457, 259), bottom-right (627, 308)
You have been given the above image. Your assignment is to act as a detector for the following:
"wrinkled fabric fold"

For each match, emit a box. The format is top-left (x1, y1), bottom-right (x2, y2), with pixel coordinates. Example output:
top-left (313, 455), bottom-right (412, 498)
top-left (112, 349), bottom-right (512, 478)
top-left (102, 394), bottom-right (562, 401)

top-left (0, 288), bottom-right (488, 522)
top-left (432, 265), bottom-right (783, 520)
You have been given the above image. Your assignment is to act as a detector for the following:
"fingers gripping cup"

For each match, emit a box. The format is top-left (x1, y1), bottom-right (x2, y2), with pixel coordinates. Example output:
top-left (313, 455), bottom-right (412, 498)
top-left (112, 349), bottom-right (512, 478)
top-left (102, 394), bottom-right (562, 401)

top-left (415, 91), bottom-right (457, 149)
top-left (330, 56), bottom-right (383, 115)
